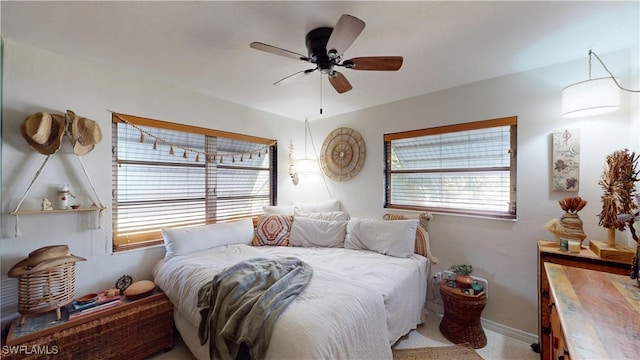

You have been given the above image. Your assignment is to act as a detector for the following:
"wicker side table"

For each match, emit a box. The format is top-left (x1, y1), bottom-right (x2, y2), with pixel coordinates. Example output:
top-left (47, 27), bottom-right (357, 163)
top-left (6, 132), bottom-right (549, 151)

top-left (439, 281), bottom-right (487, 348)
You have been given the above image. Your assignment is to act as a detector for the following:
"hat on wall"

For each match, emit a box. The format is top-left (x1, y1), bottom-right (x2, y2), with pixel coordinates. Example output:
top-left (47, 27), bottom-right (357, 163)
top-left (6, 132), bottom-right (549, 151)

top-left (8, 245), bottom-right (86, 278)
top-left (20, 112), bottom-right (66, 155)
top-left (66, 110), bottom-right (103, 156)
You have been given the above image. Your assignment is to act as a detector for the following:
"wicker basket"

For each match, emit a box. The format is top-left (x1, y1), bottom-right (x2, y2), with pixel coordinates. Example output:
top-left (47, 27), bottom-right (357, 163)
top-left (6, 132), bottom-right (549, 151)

top-left (17, 262), bottom-right (77, 324)
top-left (3, 294), bottom-right (174, 360)
top-left (439, 283), bottom-right (487, 348)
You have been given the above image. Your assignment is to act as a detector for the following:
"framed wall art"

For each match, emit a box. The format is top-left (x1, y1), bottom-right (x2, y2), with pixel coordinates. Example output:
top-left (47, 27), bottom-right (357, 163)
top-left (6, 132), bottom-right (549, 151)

top-left (552, 128), bottom-right (580, 191)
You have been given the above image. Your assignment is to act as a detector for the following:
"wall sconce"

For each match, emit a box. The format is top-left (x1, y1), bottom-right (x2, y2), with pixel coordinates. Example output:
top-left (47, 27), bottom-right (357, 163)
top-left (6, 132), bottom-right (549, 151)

top-left (562, 50), bottom-right (639, 118)
top-left (288, 119), bottom-right (320, 185)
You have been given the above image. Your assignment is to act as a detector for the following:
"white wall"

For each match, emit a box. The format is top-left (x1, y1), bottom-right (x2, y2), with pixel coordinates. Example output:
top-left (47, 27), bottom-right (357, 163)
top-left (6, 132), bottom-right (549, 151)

top-left (2, 38), bottom-right (638, 338)
top-left (0, 39), bottom-right (302, 327)
top-left (284, 48), bottom-right (639, 334)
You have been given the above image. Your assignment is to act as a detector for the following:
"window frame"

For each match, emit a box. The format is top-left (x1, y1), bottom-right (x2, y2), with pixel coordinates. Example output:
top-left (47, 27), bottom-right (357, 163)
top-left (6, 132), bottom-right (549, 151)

top-left (111, 113), bottom-right (277, 251)
top-left (383, 116), bottom-right (517, 220)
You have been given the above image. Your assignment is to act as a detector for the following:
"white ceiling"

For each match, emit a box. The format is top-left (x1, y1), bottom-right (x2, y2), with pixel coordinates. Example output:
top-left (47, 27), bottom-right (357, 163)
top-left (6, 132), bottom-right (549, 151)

top-left (2, 1), bottom-right (639, 121)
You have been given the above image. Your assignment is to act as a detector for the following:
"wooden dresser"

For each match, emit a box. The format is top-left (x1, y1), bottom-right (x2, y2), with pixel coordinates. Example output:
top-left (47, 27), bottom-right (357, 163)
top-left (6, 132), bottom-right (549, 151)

top-left (545, 263), bottom-right (640, 359)
top-left (536, 240), bottom-right (631, 359)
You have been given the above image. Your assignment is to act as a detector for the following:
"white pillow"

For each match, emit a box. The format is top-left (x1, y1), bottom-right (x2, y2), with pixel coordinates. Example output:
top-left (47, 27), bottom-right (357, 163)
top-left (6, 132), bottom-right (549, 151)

top-left (293, 199), bottom-right (341, 213)
top-left (294, 208), bottom-right (350, 221)
top-left (289, 217), bottom-right (347, 248)
top-left (263, 205), bottom-right (295, 215)
top-left (162, 218), bottom-right (254, 259)
top-left (344, 218), bottom-right (418, 258)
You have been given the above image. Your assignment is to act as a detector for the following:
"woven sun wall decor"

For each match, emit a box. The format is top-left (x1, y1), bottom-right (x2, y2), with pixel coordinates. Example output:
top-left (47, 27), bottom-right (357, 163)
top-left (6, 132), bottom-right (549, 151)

top-left (320, 127), bottom-right (365, 182)
top-left (552, 128), bottom-right (580, 191)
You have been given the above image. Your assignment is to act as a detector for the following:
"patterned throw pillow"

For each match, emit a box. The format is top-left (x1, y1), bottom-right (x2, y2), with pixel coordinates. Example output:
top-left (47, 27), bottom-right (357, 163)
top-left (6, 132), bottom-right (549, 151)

top-left (382, 212), bottom-right (438, 263)
top-left (253, 215), bottom-right (293, 246)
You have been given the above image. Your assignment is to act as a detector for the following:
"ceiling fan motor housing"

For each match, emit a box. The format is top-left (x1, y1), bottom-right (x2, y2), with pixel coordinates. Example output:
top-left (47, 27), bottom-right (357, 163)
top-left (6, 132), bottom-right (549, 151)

top-left (306, 27), bottom-right (334, 74)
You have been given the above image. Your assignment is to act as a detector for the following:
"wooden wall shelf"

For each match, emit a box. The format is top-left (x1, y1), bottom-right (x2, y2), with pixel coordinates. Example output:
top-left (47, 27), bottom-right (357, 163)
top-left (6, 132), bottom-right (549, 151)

top-left (10, 207), bottom-right (106, 216)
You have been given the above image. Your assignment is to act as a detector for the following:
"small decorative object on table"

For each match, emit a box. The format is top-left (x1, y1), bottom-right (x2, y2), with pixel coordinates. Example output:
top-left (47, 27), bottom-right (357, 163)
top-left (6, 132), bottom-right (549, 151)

top-left (124, 280), bottom-right (156, 300)
top-left (41, 198), bottom-right (52, 211)
top-left (594, 149), bottom-right (638, 263)
top-left (116, 274), bottom-right (133, 295)
top-left (544, 196), bottom-right (588, 246)
top-left (77, 293), bottom-right (98, 305)
top-left (449, 264), bottom-right (474, 289)
top-left (615, 193), bottom-right (640, 286)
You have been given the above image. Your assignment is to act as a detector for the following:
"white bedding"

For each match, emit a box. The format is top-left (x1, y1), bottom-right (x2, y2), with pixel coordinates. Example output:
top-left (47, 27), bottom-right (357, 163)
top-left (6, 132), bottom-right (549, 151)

top-left (153, 244), bottom-right (428, 360)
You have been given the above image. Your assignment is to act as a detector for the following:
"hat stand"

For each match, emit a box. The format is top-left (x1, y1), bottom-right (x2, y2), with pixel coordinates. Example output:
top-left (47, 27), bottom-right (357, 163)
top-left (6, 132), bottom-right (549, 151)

top-left (17, 262), bottom-right (77, 326)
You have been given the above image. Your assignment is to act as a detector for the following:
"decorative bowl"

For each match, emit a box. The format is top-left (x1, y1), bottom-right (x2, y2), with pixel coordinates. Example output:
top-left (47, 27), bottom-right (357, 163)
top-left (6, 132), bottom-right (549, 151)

top-left (77, 293), bottom-right (98, 304)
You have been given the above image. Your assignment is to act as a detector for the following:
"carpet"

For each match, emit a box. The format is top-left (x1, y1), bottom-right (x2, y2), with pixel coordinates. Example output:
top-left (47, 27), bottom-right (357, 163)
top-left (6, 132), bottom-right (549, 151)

top-left (392, 344), bottom-right (484, 360)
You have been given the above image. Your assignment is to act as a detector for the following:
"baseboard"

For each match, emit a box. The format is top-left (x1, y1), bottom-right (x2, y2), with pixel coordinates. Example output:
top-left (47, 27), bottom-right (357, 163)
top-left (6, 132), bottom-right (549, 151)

top-left (480, 317), bottom-right (538, 345)
top-left (425, 309), bottom-right (537, 345)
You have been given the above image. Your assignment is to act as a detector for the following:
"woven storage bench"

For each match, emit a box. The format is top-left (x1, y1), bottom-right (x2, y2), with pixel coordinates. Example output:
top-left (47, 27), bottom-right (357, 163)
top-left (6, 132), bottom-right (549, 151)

top-left (2, 292), bottom-right (174, 360)
top-left (439, 281), bottom-right (487, 348)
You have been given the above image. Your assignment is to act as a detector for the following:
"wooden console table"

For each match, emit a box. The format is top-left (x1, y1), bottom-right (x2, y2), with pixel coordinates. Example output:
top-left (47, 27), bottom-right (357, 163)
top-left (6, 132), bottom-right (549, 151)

top-left (536, 240), bottom-right (630, 359)
top-left (2, 291), bottom-right (174, 360)
top-left (545, 263), bottom-right (640, 359)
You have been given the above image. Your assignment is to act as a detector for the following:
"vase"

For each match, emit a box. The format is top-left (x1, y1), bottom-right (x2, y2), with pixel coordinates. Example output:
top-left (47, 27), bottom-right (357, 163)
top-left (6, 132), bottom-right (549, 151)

top-left (560, 212), bottom-right (586, 241)
top-left (455, 274), bottom-right (474, 289)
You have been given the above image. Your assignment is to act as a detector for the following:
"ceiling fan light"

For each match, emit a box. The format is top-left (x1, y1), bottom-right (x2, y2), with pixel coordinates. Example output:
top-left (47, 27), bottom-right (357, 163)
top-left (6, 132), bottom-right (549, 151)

top-left (562, 77), bottom-right (620, 118)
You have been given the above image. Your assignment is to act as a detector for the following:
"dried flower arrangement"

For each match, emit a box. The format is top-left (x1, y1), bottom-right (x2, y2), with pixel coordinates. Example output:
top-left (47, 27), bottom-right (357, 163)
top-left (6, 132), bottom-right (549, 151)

top-left (598, 149), bottom-right (639, 232)
top-left (616, 193), bottom-right (640, 244)
top-left (558, 197), bottom-right (588, 213)
top-left (545, 196), bottom-right (588, 243)
top-left (613, 180), bottom-right (640, 284)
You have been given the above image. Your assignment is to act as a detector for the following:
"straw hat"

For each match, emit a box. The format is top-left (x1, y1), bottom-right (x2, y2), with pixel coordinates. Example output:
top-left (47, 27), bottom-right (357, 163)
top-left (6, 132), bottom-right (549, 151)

top-left (20, 112), bottom-right (66, 155)
top-left (8, 245), bottom-right (86, 278)
top-left (66, 110), bottom-right (103, 156)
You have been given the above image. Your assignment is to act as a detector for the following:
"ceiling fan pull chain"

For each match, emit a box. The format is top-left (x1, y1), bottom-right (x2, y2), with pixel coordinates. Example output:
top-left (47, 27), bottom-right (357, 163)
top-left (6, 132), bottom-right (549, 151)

top-left (320, 74), bottom-right (323, 115)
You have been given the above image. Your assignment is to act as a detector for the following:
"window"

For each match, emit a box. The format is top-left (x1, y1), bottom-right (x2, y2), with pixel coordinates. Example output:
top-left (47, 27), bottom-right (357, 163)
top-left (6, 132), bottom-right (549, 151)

top-left (384, 117), bottom-right (517, 219)
top-left (112, 113), bottom-right (276, 251)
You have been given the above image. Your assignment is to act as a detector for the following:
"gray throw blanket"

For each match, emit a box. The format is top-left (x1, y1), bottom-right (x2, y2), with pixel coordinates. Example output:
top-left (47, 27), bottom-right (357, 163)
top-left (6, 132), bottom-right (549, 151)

top-left (197, 257), bottom-right (313, 360)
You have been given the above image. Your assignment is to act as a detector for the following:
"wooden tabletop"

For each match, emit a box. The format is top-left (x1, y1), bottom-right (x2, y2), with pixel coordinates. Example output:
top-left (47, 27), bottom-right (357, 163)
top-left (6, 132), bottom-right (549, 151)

top-left (5, 290), bottom-right (169, 346)
top-left (439, 281), bottom-right (485, 299)
top-left (538, 240), bottom-right (632, 265)
top-left (545, 263), bottom-right (640, 359)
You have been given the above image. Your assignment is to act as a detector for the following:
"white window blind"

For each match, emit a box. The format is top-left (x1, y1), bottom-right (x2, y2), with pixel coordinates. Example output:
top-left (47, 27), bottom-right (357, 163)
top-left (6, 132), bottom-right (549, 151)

top-left (384, 117), bottom-right (517, 219)
top-left (112, 114), bottom-right (275, 250)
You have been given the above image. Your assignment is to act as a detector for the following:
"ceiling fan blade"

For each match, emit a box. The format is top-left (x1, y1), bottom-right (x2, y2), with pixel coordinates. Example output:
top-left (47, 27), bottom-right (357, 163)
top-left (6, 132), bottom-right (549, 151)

top-left (273, 68), bottom-right (317, 86)
top-left (343, 56), bottom-right (403, 71)
top-left (326, 14), bottom-right (365, 57)
top-left (328, 71), bottom-right (353, 94)
top-left (250, 42), bottom-right (308, 61)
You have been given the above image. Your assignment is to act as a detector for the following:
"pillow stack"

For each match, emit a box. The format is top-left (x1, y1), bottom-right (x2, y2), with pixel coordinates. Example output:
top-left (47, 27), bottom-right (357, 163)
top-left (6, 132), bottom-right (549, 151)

top-left (161, 199), bottom-right (438, 262)
top-left (256, 199), bottom-right (346, 247)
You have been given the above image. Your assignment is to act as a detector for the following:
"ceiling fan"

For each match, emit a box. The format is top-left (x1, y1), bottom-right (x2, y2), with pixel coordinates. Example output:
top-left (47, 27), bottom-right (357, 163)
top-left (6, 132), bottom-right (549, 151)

top-left (250, 14), bottom-right (403, 94)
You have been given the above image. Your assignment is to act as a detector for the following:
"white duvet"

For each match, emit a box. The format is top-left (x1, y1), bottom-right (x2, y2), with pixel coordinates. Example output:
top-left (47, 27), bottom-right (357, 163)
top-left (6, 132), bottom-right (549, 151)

top-left (153, 244), bottom-right (428, 360)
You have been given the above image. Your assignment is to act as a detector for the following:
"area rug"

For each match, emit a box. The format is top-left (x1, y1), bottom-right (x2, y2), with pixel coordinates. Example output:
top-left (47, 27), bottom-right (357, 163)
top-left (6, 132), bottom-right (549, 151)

top-left (392, 344), bottom-right (484, 360)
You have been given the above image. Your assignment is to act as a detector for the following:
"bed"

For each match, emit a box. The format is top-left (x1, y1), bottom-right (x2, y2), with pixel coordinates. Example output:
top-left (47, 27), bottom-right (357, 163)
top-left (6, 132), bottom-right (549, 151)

top-left (152, 213), bottom-right (432, 360)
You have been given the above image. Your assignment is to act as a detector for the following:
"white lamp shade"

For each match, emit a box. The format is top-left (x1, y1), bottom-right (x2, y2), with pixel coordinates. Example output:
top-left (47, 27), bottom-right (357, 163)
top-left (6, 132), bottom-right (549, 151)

top-left (562, 77), bottom-right (620, 118)
top-left (295, 158), bottom-right (320, 174)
